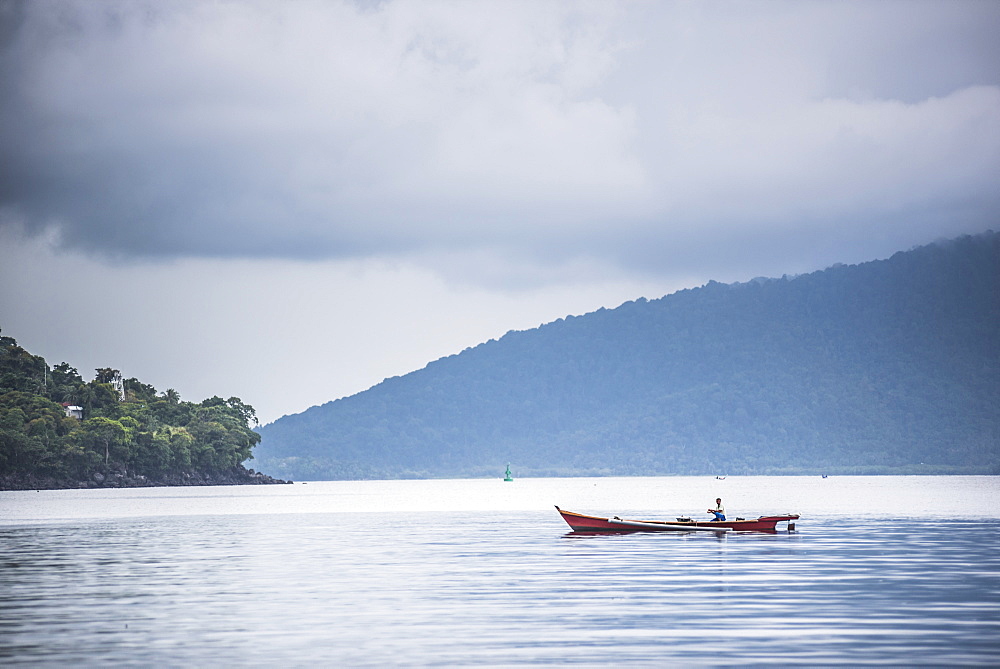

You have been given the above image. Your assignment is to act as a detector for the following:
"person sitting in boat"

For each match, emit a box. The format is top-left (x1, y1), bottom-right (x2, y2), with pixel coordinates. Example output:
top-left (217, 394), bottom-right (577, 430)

top-left (708, 498), bottom-right (726, 521)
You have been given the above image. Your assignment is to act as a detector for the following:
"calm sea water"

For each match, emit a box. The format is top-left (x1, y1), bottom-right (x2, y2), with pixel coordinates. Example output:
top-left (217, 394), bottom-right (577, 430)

top-left (1, 476), bottom-right (998, 666)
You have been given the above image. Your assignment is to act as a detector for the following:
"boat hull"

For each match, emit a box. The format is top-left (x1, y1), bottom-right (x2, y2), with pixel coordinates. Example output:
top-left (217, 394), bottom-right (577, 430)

top-left (555, 506), bottom-right (798, 533)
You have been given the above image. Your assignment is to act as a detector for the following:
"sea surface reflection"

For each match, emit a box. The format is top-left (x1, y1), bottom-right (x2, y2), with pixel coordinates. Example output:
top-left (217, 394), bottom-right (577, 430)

top-left (1, 477), bottom-right (998, 665)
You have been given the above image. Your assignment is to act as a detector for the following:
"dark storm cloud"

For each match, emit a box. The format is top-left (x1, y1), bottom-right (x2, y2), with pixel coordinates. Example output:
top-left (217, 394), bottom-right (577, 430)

top-left (2, 0), bottom-right (998, 284)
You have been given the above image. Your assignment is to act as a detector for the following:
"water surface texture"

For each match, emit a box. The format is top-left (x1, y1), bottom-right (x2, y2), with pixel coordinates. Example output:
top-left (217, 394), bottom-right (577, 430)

top-left (2, 476), bottom-right (998, 665)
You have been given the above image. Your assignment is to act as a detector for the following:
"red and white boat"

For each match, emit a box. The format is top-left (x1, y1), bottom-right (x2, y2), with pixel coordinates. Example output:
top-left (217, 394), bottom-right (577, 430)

top-left (555, 506), bottom-right (799, 533)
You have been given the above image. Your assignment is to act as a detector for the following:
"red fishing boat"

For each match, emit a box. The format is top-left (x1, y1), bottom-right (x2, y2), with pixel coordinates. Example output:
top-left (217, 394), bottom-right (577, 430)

top-left (555, 506), bottom-right (799, 533)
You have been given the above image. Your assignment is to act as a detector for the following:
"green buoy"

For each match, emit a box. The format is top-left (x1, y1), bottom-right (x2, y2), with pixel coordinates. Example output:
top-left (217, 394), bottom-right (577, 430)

top-left (504, 464), bottom-right (513, 482)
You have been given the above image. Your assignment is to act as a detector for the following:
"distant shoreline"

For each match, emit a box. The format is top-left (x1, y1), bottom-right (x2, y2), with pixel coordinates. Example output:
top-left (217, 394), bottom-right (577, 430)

top-left (0, 465), bottom-right (292, 491)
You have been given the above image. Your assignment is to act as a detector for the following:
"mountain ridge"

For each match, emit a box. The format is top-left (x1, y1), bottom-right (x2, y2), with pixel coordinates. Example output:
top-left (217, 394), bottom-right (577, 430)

top-left (255, 232), bottom-right (1000, 479)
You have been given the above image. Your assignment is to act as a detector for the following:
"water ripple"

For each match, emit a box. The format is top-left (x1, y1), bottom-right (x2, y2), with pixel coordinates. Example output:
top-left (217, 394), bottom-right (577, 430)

top-left (1, 482), bottom-right (999, 666)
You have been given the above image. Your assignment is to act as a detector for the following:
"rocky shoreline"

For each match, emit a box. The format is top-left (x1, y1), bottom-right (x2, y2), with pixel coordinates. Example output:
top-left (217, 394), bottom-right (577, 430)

top-left (0, 465), bottom-right (293, 491)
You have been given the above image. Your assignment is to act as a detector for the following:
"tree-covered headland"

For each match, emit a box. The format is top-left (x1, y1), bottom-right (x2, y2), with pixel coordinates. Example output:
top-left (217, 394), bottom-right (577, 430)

top-left (0, 334), bottom-right (288, 489)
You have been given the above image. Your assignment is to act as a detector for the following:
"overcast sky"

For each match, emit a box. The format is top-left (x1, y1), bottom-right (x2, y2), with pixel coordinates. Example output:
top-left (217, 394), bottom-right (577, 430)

top-left (2, 0), bottom-right (998, 424)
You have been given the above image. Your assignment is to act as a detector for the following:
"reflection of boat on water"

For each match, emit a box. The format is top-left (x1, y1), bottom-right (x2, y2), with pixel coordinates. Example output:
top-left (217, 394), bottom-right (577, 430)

top-left (555, 506), bottom-right (799, 533)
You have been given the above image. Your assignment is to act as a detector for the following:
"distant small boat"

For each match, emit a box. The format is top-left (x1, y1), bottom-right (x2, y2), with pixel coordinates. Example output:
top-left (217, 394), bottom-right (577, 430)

top-left (503, 464), bottom-right (513, 482)
top-left (716, 475), bottom-right (726, 480)
top-left (555, 506), bottom-right (799, 533)
top-left (822, 474), bottom-right (829, 479)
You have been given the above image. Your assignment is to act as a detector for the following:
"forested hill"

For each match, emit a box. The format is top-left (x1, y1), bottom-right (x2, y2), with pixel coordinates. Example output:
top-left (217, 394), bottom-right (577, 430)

top-left (0, 342), bottom-right (288, 489)
top-left (255, 232), bottom-right (1000, 479)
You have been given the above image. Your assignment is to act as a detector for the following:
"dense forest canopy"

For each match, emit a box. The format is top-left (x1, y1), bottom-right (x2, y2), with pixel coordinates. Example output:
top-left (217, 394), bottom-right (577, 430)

top-left (0, 337), bottom-right (264, 486)
top-left (254, 232), bottom-right (1000, 479)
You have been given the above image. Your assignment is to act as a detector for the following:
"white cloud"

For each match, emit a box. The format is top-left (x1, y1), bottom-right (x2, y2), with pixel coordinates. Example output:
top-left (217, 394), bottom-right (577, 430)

top-left (648, 85), bottom-right (1000, 225)
top-left (3, 0), bottom-right (997, 279)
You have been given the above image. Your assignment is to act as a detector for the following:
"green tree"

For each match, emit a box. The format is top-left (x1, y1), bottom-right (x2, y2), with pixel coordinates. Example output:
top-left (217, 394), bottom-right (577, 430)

top-left (0, 335), bottom-right (47, 395)
top-left (0, 391), bottom-right (80, 477)
top-left (81, 382), bottom-right (120, 417)
top-left (0, 406), bottom-right (37, 474)
top-left (76, 417), bottom-right (127, 467)
top-left (124, 378), bottom-right (157, 403)
top-left (48, 362), bottom-right (84, 404)
top-left (94, 368), bottom-right (121, 384)
top-left (135, 429), bottom-right (172, 477)
top-left (167, 427), bottom-right (194, 470)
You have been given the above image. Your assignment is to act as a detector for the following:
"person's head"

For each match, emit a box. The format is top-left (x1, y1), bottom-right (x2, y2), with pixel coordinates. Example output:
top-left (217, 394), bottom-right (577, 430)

top-left (716, 498), bottom-right (721, 504)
